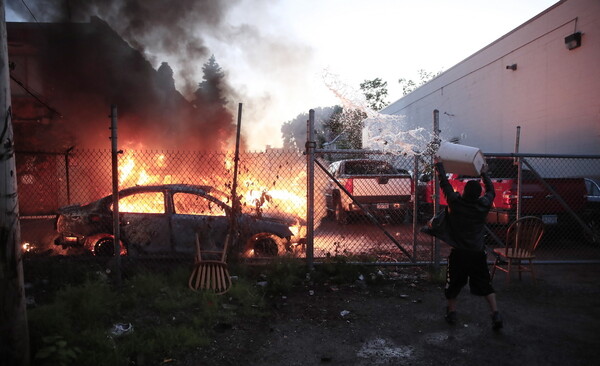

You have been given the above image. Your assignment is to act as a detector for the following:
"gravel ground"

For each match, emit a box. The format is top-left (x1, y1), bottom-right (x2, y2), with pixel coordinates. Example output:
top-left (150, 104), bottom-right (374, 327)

top-left (183, 264), bottom-right (600, 366)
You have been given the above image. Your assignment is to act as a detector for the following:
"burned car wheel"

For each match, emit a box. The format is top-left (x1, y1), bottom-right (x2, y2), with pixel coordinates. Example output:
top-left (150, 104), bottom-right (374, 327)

top-left (93, 237), bottom-right (125, 257)
top-left (244, 233), bottom-right (286, 257)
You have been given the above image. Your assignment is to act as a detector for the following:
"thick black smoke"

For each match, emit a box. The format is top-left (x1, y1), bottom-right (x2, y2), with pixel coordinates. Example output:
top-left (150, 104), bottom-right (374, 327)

top-left (7, 0), bottom-right (244, 150)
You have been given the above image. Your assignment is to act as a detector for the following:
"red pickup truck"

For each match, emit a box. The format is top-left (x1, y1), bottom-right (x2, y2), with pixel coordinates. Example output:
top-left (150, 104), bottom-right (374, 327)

top-left (418, 158), bottom-right (588, 227)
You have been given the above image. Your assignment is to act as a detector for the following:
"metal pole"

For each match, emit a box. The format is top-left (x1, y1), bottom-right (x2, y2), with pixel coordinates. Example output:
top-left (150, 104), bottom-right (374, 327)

top-left (515, 126), bottom-right (522, 220)
top-left (231, 103), bottom-right (242, 251)
top-left (110, 105), bottom-right (121, 285)
top-left (306, 110), bottom-right (315, 269)
top-left (412, 155), bottom-right (419, 259)
top-left (64, 146), bottom-right (74, 205)
top-left (433, 109), bottom-right (440, 269)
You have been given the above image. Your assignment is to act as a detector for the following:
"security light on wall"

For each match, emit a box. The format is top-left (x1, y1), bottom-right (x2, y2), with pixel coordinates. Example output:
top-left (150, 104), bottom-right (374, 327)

top-left (565, 32), bottom-right (582, 50)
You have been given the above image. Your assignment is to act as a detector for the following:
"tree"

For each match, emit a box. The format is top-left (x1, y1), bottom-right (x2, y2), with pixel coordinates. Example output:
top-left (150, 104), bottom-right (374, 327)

top-left (156, 62), bottom-right (176, 91)
top-left (194, 55), bottom-right (227, 106)
top-left (280, 106), bottom-right (336, 150)
top-left (191, 55), bottom-right (235, 148)
top-left (322, 106), bottom-right (365, 150)
top-left (360, 78), bottom-right (389, 111)
top-left (398, 69), bottom-right (443, 96)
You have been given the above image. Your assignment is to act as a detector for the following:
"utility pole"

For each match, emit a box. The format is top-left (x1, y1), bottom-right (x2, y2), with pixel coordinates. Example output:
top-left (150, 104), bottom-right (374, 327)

top-left (0, 1), bottom-right (31, 365)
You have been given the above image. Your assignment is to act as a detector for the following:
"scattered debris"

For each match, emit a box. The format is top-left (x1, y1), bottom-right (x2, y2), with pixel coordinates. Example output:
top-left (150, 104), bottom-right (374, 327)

top-left (340, 310), bottom-right (350, 317)
top-left (110, 323), bottom-right (133, 337)
top-left (357, 338), bottom-right (414, 363)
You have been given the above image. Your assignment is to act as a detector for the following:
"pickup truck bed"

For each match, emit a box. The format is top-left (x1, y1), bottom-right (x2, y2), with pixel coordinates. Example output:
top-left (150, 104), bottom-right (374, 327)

top-left (325, 159), bottom-right (413, 224)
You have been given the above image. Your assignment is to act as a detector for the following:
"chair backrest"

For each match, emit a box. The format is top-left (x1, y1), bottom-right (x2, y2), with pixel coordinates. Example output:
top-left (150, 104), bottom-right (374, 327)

top-left (505, 216), bottom-right (545, 254)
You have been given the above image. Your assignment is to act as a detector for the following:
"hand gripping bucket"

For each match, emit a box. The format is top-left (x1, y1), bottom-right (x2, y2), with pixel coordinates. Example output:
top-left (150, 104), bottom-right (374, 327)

top-left (435, 141), bottom-right (486, 176)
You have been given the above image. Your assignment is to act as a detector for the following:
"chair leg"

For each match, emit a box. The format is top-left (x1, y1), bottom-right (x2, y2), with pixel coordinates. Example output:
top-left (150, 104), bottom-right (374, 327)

top-left (491, 258), bottom-right (498, 280)
top-left (506, 259), bottom-right (512, 284)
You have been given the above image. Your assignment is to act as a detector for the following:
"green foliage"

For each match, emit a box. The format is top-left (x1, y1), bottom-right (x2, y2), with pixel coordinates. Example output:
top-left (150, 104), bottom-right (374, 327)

top-left (260, 256), bottom-right (308, 295)
top-left (194, 54), bottom-right (227, 105)
top-left (313, 254), bottom-right (367, 284)
top-left (322, 106), bottom-right (365, 150)
top-left (280, 106), bottom-right (337, 150)
top-left (398, 69), bottom-right (444, 96)
top-left (27, 267), bottom-right (255, 366)
top-left (426, 264), bottom-right (447, 285)
top-left (34, 335), bottom-right (82, 366)
top-left (360, 77), bottom-right (389, 111)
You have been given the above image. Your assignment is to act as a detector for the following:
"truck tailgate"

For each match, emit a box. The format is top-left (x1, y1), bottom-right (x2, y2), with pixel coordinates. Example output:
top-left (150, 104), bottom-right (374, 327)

top-left (350, 176), bottom-right (412, 198)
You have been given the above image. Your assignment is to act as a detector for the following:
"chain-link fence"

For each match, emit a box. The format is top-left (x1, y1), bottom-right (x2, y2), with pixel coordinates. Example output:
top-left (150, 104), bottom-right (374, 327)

top-left (311, 151), bottom-right (600, 264)
top-left (17, 148), bottom-right (600, 273)
top-left (18, 149), bottom-right (307, 268)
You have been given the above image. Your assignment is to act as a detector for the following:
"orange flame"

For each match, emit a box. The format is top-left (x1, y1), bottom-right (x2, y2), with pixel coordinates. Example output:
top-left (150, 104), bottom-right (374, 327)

top-left (116, 149), bottom-right (307, 225)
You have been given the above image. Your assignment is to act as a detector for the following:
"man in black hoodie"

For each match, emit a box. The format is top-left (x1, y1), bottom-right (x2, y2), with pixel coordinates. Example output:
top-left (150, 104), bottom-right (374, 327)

top-left (435, 161), bottom-right (503, 331)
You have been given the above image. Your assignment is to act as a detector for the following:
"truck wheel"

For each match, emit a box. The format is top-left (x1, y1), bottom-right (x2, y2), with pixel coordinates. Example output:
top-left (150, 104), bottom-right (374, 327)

top-left (583, 215), bottom-right (600, 245)
top-left (390, 210), bottom-right (406, 224)
top-left (335, 200), bottom-right (348, 225)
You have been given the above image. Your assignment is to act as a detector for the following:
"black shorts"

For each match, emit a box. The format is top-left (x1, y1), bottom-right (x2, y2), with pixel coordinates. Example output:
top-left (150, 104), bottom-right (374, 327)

top-left (445, 249), bottom-right (495, 299)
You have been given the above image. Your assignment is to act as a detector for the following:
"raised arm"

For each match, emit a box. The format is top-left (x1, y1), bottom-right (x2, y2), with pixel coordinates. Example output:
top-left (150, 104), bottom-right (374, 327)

top-left (435, 162), bottom-right (458, 202)
top-left (480, 171), bottom-right (495, 205)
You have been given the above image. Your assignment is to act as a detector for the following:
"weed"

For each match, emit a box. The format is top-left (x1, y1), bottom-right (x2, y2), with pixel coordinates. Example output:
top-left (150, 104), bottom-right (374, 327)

top-left (34, 335), bottom-right (82, 366)
top-left (259, 256), bottom-right (308, 295)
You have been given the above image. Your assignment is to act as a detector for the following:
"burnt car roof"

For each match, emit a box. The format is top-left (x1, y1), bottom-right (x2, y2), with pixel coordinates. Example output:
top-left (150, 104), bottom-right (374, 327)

top-left (115, 184), bottom-right (213, 197)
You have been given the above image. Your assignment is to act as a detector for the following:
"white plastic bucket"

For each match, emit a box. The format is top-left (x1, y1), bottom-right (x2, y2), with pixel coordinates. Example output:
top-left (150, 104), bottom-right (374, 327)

top-left (435, 141), bottom-right (485, 176)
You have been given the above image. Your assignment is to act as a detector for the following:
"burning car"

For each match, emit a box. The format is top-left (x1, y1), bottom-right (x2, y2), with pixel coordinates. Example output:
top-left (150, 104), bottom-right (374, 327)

top-left (54, 184), bottom-right (303, 257)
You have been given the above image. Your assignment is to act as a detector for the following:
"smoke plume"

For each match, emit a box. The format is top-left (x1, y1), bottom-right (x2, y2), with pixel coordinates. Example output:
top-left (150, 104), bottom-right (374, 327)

top-left (7, 0), bottom-right (255, 151)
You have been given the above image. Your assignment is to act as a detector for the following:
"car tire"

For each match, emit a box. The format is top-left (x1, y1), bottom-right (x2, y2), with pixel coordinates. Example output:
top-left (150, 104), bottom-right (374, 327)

top-left (94, 237), bottom-right (116, 256)
top-left (245, 233), bottom-right (286, 257)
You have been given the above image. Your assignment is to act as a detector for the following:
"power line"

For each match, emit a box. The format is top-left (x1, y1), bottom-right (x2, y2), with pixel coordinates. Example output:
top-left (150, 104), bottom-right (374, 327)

top-left (20, 0), bottom-right (39, 23)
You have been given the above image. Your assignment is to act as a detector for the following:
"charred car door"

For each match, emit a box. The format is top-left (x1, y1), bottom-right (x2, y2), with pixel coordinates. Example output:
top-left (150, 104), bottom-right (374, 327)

top-left (169, 191), bottom-right (230, 254)
top-left (118, 190), bottom-right (172, 254)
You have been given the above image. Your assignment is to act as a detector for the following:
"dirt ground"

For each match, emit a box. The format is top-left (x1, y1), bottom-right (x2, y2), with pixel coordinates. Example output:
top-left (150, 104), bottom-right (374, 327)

top-left (185, 264), bottom-right (600, 366)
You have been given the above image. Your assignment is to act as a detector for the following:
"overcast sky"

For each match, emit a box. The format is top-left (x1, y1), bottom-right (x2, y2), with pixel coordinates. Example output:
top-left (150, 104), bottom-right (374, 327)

top-left (5, 0), bottom-right (560, 150)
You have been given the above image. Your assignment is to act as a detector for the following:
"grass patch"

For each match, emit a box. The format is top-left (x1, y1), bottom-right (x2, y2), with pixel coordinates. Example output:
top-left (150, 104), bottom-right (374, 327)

top-left (26, 255), bottom-right (419, 365)
top-left (27, 262), bottom-right (264, 366)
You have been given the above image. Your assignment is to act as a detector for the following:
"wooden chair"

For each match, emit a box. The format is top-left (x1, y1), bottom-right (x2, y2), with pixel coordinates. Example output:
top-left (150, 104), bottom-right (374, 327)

top-left (188, 233), bottom-right (232, 295)
top-left (491, 216), bottom-right (545, 284)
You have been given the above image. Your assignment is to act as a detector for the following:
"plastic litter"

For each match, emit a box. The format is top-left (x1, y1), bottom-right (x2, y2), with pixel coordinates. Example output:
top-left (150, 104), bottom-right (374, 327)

top-left (110, 323), bottom-right (134, 336)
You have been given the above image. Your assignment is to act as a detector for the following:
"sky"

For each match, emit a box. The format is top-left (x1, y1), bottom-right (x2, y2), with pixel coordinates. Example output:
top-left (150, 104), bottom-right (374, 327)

top-left (5, 0), bottom-right (560, 150)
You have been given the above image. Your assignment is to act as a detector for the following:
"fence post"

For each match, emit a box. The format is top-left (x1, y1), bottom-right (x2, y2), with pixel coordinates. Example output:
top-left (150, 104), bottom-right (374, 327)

top-left (433, 109), bottom-right (441, 270)
top-left (412, 155), bottom-right (419, 259)
top-left (306, 110), bottom-right (315, 269)
top-left (230, 103), bottom-right (242, 256)
top-left (64, 146), bottom-right (74, 205)
top-left (110, 105), bottom-right (122, 286)
top-left (515, 126), bottom-right (522, 221)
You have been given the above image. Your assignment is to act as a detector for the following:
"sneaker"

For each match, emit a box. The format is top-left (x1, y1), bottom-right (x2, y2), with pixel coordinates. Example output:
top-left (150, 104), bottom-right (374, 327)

top-left (445, 308), bottom-right (457, 325)
top-left (491, 311), bottom-right (503, 331)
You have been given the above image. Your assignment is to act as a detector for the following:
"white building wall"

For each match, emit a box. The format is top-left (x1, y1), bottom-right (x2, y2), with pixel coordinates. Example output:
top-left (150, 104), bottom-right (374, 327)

top-left (379, 0), bottom-right (600, 155)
